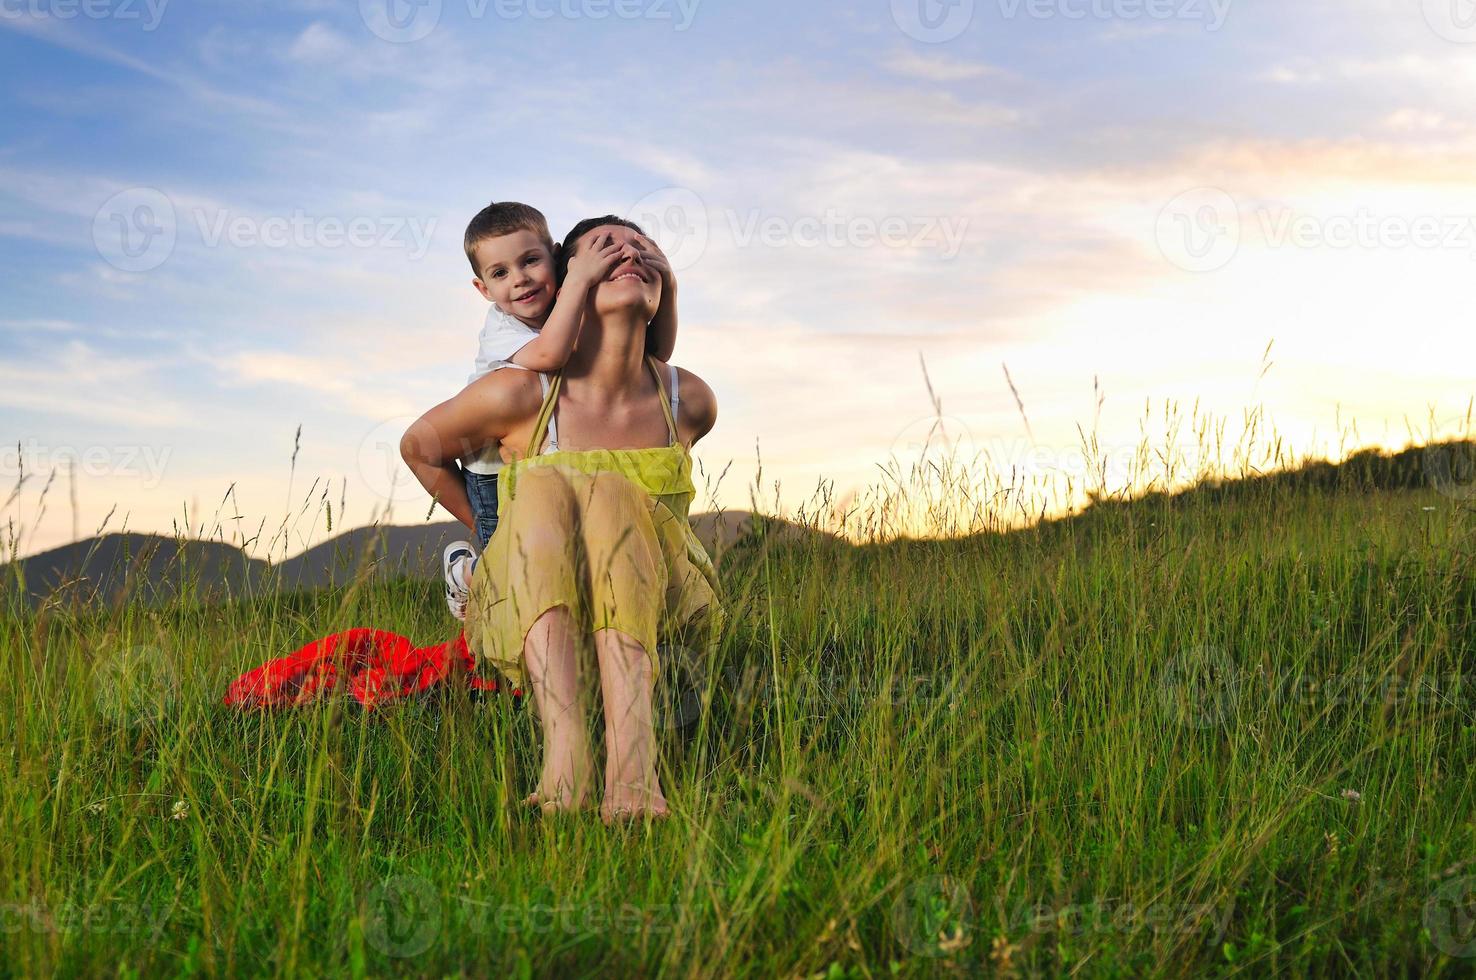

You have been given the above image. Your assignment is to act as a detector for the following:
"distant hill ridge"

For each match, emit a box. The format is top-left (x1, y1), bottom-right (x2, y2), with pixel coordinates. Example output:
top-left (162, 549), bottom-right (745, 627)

top-left (3, 438), bottom-right (1470, 607)
top-left (0, 509), bottom-right (819, 607)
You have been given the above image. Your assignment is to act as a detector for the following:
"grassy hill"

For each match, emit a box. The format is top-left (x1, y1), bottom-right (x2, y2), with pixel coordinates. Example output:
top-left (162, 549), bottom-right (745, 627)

top-left (0, 440), bottom-right (1473, 975)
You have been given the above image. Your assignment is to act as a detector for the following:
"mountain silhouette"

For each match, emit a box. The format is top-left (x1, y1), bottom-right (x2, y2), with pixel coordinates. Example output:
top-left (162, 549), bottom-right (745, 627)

top-left (5, 438), bottom-right (1466, 608)
top-left (0, 509), bottom-right (822, 608)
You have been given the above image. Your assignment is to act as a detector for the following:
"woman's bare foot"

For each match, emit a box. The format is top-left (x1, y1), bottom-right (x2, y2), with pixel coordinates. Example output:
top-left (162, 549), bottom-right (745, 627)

top-left (601, 774), bottom-right (670, 824)
top-left (525, 749), bottom-right (594, 813)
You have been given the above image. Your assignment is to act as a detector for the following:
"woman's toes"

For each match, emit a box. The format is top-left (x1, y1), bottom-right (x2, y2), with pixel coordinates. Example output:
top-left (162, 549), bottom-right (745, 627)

top-left (600, 797), bottom-right (670, 824)
top-left (525, 783), bottom-right (593, 813)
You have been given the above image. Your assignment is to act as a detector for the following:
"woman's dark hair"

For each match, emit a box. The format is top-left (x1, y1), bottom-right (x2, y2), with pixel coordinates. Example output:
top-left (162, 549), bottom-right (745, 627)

top-left (556, 215), bottom-right (646, 283)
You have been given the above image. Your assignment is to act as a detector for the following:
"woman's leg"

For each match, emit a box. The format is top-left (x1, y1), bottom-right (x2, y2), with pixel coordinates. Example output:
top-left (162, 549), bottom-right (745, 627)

top-left (506, 469), bottom-right (593, 811)
top-left (595, 628), bottom-right (667, 821)
top-left (524, 606), bottom-right (592, 810)
top-left (579, 471), bottom-right (669, 821)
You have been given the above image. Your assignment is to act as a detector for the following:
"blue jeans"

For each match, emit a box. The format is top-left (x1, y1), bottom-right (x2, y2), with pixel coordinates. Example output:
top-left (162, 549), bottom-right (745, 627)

top-left (463, 468), bottom-right (500, 549)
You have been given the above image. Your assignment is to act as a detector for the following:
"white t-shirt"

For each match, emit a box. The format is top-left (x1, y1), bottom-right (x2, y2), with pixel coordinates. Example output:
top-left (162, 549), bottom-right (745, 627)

top-left (462, 305), bottom-right (539, 475)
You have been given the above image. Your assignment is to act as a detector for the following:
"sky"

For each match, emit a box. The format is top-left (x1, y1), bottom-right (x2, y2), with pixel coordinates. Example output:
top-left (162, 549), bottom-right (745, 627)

top-left (3, 0), bottom-right (1476, 560)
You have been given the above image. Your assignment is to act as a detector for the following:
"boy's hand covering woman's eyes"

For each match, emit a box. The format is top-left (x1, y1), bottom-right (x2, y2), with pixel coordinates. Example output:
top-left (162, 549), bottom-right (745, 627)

top-left (563, 232), bottom-right (625, 289)
top-left (634, 235), bottom-right (673, 283)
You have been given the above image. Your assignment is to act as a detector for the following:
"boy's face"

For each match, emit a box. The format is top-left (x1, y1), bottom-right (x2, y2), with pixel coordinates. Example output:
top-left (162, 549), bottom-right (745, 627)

top-left (470, 229), bottom-right (557, 323)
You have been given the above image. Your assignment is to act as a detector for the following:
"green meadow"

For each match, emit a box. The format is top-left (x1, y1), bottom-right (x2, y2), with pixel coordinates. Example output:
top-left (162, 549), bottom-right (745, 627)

top-left (3, 427), bottom-right (1476, 978)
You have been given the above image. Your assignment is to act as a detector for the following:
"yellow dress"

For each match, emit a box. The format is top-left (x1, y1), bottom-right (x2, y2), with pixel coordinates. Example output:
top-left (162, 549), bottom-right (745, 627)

top-left (464, 355), bottom-right (724, 692)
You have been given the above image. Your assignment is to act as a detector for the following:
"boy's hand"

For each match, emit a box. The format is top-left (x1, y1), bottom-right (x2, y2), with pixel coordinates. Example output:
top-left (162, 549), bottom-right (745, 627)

top-left (563, 231), bottom-right (624, 291)
top-left (635, 235), bottom-right (675, 287)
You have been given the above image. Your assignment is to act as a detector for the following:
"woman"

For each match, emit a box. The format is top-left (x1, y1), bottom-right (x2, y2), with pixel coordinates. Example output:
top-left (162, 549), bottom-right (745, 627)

top-left (400, 216), bottom-right (721, 821)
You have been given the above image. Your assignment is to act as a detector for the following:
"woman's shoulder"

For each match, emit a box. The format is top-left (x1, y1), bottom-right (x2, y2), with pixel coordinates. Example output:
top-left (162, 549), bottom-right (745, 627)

top-left (661, 362), bottom-right (717, 443)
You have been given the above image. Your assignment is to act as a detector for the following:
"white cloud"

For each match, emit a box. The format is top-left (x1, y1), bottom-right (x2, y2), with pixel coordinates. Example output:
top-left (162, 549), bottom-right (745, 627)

top-left (214, 349), bottom-right (422, 422)
top-left (0, 340), bottom-right (197, 428)
top-left (287, 22), bottom-right (354, 63)
top-left (881, 49), bottom-right (1007, 82)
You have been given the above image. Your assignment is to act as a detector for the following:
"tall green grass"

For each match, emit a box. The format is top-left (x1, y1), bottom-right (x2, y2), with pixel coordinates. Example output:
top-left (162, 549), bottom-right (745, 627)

top-left (2, 416), bottom-right (1475, 977)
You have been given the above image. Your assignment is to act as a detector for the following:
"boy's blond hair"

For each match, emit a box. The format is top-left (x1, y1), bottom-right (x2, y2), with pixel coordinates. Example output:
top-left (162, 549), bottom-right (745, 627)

top-left (463, 202), bottom-right (554, 277)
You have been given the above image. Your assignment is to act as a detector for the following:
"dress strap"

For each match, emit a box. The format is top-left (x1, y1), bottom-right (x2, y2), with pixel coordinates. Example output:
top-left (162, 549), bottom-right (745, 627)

top-left (525, 371), bottom-right (562, 458)
top-left (647, 355), bottom-right (680, 448)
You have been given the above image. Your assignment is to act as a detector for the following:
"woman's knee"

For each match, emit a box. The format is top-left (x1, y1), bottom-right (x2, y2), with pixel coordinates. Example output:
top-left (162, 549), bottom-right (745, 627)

top-left (509, 470), bottom-right (579, 557)
top-left (525, 604), bottom-right (575, 655)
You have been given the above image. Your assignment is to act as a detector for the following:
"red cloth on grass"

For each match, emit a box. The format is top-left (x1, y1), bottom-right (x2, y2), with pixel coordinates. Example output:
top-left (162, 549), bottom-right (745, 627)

top-left (222, 628), bottom-right (521, 711)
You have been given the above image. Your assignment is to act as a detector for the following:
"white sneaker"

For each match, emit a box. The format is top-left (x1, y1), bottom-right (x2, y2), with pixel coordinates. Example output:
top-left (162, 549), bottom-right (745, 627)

top-left (443, 541), bottom-right (477, 621)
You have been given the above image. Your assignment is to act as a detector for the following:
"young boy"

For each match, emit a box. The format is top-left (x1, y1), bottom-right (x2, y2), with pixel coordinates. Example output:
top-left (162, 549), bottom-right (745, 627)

top-left (441, 202), bottom-right (679, 619)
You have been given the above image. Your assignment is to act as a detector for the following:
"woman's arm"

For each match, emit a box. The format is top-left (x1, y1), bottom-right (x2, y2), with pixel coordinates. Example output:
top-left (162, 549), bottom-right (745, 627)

top-left (400, 369), bottom-right (542, 531)
top-left (639, 236), bottom-right (678, 362)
